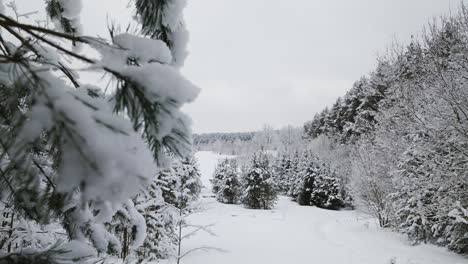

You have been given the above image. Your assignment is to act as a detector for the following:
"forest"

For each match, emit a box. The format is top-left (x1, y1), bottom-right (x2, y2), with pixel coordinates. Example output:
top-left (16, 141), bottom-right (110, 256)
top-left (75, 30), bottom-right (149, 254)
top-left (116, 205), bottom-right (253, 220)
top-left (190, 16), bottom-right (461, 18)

top-left (0, 0), bottom-right (466, 264)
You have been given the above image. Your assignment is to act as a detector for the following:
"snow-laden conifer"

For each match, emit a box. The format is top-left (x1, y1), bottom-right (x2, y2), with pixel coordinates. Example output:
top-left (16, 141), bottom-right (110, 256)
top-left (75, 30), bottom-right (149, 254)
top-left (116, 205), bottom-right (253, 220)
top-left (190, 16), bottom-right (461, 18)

top-left (242, 153), bottom-right (277, 210)
top-left (0, 0), bottom-right (198, 261)
top-left (211, 159), bottom-right (241, 204)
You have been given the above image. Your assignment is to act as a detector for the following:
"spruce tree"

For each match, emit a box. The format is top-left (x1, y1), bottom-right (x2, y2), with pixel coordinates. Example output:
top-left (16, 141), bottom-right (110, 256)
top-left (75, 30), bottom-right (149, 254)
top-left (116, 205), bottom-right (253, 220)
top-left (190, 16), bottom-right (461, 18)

top-left (211, 159), bottom-right (241, 204)
top-left (285, 151), bottom-right (346, 210)
top-left (134, 176), bottom-right (177, 261)
top-left (296, 156), bottom-right (319, 206)
top-left (310, 166), bottom-right (345, 210)
top-left (272, 153), bottom-right (292, 194)
top-left (242, 153), bottom-right (277, 210)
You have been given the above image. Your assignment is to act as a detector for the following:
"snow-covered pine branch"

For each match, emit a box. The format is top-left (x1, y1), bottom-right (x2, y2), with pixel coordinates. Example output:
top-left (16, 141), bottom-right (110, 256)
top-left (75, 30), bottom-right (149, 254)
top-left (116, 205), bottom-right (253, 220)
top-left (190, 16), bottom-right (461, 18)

top-left (0, 0), bottom-right (198, 262)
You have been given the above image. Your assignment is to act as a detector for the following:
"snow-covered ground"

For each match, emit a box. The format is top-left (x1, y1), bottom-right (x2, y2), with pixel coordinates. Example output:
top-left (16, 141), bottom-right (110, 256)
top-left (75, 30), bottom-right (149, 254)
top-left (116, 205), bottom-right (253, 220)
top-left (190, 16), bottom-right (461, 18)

top-left (195, 151), bottom-right (236, 191)
top-left (182, 151), bottom-right (467, 264)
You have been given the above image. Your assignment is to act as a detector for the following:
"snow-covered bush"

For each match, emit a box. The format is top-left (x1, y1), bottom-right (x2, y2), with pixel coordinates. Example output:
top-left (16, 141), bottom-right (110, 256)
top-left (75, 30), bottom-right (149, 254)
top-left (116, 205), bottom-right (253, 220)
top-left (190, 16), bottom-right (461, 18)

top-left (211, 159), bottom-right (241, 204)
top-left (241, 153), bottom-right (277, 210)
top-left (0, 0), bottom-right (198, 262)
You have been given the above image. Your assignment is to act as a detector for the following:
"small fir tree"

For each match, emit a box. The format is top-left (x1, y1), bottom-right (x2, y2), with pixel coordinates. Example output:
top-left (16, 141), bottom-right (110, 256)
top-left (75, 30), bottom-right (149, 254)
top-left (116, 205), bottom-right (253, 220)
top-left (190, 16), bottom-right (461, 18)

top-left (211, 159), bottom-right (241, 204)
top-left (242, 153), bottom-right (277, 210)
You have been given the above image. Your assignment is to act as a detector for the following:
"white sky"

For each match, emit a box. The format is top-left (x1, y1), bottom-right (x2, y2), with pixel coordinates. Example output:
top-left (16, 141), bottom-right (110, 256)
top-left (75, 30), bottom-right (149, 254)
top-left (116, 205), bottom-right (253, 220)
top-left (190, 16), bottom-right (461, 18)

top-left (182, 0), bottom-right (464, 133)
top-left (11, 0), bottom-right (466, 133)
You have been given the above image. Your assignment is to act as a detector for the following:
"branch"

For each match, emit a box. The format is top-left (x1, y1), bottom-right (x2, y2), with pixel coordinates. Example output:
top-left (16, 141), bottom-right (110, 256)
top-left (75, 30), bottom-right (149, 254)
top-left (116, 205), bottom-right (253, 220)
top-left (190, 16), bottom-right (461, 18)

top-left (182, 223), bottom-right (217, 240)
top-left (0, 13), bottom-right (88, 43)
top-left (178, 246), bottom-right (228, 260)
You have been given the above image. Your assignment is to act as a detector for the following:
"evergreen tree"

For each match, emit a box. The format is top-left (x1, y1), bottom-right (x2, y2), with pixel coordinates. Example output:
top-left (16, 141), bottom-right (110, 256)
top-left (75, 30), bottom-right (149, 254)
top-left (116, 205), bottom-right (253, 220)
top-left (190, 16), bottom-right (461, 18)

top-left (286, 151), bottom-right (303, 198)
top-left (287, 152), bottom-right (346, 210)
top-left (211, 159), bottom-right (227, 195)
top-left (134, 176), bottom-right (177, 261)
top-left (310, 166), bottom-right (345, 210)
top-left (211, 159), bottom-right (241, 204)
top-left (271, 153), bottom-right (292, 194)
top-left (0, 0), bottom-right (198, 261)
top-left (242, 153), bottom-right (277, 210)
top-left (173, 156), bottom-right (203, 210)
top-left (295, 155), bottom-right (319, 206)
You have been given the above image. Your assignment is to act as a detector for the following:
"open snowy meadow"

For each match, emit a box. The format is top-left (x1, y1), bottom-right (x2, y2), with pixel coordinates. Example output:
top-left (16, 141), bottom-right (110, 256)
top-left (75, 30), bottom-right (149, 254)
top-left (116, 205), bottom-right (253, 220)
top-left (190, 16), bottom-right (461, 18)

top-left (180, 152), bottom-right (467, 264)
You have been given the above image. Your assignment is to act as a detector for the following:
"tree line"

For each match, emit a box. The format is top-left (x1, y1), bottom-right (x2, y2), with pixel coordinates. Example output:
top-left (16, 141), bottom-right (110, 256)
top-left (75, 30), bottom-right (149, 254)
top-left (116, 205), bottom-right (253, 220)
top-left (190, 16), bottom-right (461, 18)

top-left (211, 150), bottom-right (351, 211)
top-left (303, 5), bottom-right (468, 254)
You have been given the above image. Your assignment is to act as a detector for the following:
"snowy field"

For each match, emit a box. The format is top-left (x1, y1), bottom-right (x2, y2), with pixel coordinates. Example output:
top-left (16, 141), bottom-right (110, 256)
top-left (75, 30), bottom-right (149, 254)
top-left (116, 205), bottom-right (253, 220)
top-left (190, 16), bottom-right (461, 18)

top-left (180, 151), bottom-right (467, 264)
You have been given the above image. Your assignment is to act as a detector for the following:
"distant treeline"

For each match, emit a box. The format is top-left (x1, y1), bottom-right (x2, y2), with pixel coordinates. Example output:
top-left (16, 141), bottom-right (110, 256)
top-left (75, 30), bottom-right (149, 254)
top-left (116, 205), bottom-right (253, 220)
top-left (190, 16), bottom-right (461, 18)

top-left (193, 125), bottom-right (305, 156)
top-left (193, 132), bottom-right (255, 145)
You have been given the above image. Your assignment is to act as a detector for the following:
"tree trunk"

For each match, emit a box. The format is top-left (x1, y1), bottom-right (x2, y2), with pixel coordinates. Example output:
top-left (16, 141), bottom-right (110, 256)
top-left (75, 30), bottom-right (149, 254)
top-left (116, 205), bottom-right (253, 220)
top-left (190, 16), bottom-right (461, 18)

top-left (7, 212), bottom-right (14, 253)
top-left (122, 227), bottom-right (128, 259)
top-left (177, 208), bottom-right (183, 264)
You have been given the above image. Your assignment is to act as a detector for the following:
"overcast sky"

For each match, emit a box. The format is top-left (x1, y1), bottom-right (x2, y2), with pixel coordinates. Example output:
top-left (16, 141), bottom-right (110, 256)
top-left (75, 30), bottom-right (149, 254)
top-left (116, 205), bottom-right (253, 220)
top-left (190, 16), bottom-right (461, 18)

top-left (181, 0), bottom-right (466, 133)
top-left (14, 0), bottom-right (466, 133)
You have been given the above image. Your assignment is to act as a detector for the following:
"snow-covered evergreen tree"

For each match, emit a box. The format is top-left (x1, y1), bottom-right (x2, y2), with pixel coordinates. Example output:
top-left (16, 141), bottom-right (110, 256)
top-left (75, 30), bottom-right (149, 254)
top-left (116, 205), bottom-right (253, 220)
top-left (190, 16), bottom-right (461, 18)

top-left (285, 151), bottom-right (301, 197)
top-left (136, 154), bottom-right (202, 263)
top-left (310, 165), bottom-right (345, 210)
top-left (294, 154), bottom-right (319, 206)
top-left (242, 153), bottom-right (277, 210)
top-left (271, 153), bottom-right (292, 194)
top-left (172, 156), bottom-right (203, 211)
top-left (211, 159), bottom-right (241, 204)
top-left (285, 151), bottom-right (346, 210)
top-left (211, 159), bottom-right (226, 195)
top-left (0, 0), bottom-right (198, 261)
top-left (134, 176), bottom-right (177, 261)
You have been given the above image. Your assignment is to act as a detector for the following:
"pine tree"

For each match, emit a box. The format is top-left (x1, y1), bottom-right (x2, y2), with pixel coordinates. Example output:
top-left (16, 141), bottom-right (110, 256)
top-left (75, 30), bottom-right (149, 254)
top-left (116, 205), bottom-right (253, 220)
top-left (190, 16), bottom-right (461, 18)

top-left (287, 152), bottom-right (345, 210)
top-left (172, 156), bottom-right (203, 264)
top-left (173, 156), bottom-right (203, 210)
top-left (271, 153), bottom-right (292, 194)
top-left (134, 177), bottom-right (177, 261)
top-left (287, 151), bottom-right (304, 199)
top-left (310, 165), bottom-right (345, 210)
top-left (242, 153), bottom-right (277, 210)
top-left (295, 155), bottom-right (319, 206)
top-left (211, 159), bottom-right (241, 204)
top-left (211, 159), bottom-right (227, 195)
top-left (0, 0), bottom-right (198, 261)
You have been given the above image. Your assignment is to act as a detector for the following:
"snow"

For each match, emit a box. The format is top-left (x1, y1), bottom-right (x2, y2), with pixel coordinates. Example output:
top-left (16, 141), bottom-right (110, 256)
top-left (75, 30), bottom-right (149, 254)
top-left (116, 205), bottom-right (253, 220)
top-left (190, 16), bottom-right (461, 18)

top-left (13, 70), bottom-right (157, 228)
top-left (125, 200), bottom-right (147, 249)
top-left (118, 63), bottom-right (199, 105)
top-left (161, 0), bottom-right (186, 30)
top-left (195, 151), bottom-right (235, 191)
top-left (113, 33), bottom-right (173, 64)
top-left (160, 0), bottom-right (188, 67)
top-left (0, 0), bottom-right (5, 14)
top-left (56, 0), bottom-right (82, 19)
top-left (55, 240), bottom-right (97, 261)
top-left (93, 32), bottom-right (200, 149)
top-left (184, 151), bottom-right (467, 264)
top-left (32, 43), bottom-right (60, 65)
top-left (50, 0), bottom-right (83, 40)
